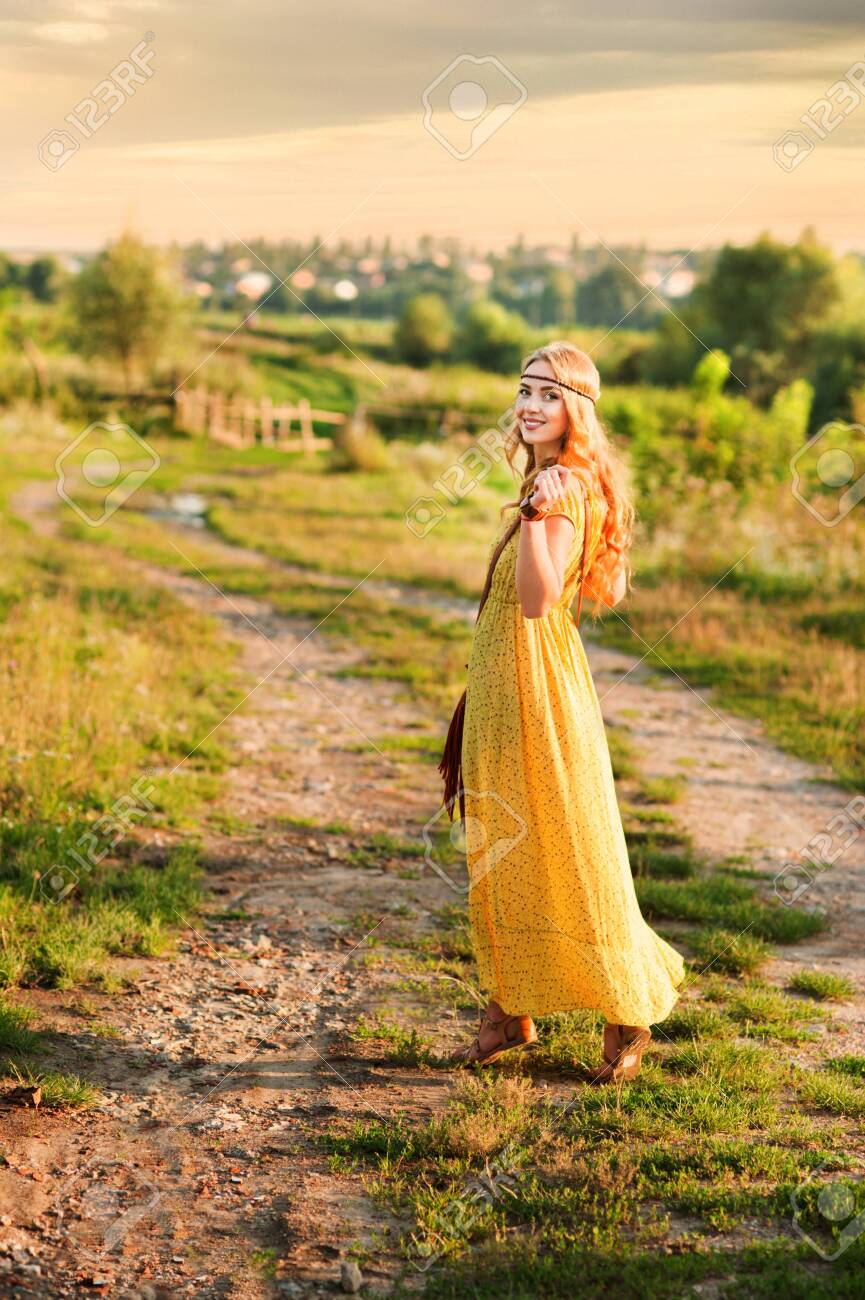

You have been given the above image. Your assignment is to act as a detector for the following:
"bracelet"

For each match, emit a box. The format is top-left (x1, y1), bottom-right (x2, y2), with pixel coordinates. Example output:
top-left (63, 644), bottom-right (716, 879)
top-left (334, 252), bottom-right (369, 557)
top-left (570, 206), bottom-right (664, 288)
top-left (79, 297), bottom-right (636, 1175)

top-left (519, 512), bottom-right (547, 523)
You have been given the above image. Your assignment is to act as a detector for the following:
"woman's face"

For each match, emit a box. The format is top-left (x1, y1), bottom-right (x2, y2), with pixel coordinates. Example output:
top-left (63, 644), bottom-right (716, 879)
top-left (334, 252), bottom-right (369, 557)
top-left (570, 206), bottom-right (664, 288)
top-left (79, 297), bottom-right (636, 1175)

top-left (515, 359), bottom-right (569, 448)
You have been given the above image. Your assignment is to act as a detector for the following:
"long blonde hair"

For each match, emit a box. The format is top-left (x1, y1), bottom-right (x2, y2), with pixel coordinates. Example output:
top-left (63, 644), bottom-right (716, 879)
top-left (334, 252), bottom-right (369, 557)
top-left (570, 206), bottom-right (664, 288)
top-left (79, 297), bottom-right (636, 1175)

top-left (502, 341), bottom-right (635, 614)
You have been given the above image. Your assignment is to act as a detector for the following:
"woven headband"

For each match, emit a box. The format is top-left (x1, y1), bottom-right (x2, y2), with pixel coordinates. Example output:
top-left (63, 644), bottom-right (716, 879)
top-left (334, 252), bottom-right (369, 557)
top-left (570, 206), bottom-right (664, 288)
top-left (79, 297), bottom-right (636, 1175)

top-left (520, 371), bottom-right (599, 403)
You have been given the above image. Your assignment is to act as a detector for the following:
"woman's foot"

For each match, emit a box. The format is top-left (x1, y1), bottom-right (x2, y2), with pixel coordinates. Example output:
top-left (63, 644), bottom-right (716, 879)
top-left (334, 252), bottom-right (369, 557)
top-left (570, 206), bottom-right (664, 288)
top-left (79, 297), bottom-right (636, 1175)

top-left (450, 999), bottom-right (538, 1067)
top-left (586, 1022), bottom-right (651, 1084)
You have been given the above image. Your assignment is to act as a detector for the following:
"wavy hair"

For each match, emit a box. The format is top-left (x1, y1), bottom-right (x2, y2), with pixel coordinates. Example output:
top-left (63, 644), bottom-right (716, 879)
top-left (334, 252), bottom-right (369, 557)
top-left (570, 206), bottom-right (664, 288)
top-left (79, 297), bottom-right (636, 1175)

top-left (501, 340), bottom-right (635, 614)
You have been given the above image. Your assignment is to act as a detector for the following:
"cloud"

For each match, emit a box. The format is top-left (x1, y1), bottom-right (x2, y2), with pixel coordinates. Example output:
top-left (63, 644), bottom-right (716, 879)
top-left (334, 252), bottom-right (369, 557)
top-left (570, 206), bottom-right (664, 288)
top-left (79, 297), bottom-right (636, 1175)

top-left (30, 21), bottom-right (111, 44)
top-left (4, 1), bottom-right (865, 251)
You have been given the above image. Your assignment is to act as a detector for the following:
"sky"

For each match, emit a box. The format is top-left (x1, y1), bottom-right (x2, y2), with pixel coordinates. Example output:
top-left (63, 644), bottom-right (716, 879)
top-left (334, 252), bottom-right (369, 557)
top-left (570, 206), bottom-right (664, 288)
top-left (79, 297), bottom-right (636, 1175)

top-left (3, 0), bottom-right (865, 254)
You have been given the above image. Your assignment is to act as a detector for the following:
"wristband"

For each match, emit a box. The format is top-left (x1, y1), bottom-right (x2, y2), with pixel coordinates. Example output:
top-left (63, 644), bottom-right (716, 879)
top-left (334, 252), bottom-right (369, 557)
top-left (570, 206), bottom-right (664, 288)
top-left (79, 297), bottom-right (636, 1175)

top-left (518, 495), bottom-right (548, 522)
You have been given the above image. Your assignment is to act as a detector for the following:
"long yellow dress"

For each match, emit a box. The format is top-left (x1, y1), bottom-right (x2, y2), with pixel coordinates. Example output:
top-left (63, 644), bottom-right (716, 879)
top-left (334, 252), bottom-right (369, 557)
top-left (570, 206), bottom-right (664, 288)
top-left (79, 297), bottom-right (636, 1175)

top-left (461, 484), bottom-right (686, 1026)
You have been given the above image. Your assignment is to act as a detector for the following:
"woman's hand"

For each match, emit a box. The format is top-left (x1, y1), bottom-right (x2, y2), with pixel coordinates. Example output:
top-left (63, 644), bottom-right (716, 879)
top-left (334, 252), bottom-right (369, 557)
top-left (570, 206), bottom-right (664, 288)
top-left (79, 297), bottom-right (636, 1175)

top-left (524, 464), bottom-right (573, 515)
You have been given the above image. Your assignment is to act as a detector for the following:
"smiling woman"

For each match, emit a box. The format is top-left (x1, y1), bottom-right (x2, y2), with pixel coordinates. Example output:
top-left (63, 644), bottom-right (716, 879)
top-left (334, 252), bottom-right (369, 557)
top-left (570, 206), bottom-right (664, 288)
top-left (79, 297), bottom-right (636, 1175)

top-left (443, 341), bottom-right (687, 1080)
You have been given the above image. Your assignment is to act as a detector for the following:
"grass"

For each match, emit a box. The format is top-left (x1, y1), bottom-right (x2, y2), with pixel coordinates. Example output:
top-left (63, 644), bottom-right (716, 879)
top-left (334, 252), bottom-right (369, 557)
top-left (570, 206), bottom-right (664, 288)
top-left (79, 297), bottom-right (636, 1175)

top-left (788, 969), bottom-right (858, 1001)
top-left (44, 414), bottom-right (865, 791)
top-left (4, 1059), bottom-right (102, 1109)
top-left (0, 454), bottom-right (240, 1094)
top-left (796, 1067), bottom-right (865, 1118)
top-left (2, 394), bottom-right (864, 1292)
top-left (688, 928), bottom-right (774, 977)
top-left (316, 1056), bottom-right (865, 1294)
top-left (635, 775), bottom-right (686, 805)
top-left (348, 1013), bottom-right (438, 1067)
top-left (635, 875), bottom-right (827, 945)
top-left (0, 997), bottom-right (42, 1054)
top-left (0, 841), bottom-right (205, 991)
top-left (0, 527), bottom-right (238, 825)
top-left (316, 792), bottom-right (861, 1295)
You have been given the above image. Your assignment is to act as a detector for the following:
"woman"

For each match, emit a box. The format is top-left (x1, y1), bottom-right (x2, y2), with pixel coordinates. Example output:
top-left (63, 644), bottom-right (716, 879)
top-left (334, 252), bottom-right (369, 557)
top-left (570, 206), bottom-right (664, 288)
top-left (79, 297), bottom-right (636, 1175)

top-left (448, 341), bottom-right (686, 1082)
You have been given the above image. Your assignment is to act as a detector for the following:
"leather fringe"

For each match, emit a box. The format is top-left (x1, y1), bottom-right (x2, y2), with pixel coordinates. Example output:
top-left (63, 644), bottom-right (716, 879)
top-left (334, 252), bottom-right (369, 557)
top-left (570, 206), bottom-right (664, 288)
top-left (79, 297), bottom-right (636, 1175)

top-left (437, 687), bottom-right (467, 822)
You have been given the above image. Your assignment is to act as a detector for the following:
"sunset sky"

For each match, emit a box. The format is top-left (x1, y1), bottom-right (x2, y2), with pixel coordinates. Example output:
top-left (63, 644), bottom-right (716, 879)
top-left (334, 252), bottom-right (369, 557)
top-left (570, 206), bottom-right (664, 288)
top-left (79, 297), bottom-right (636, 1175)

top-left (4, 0), bottom-right (865, 254)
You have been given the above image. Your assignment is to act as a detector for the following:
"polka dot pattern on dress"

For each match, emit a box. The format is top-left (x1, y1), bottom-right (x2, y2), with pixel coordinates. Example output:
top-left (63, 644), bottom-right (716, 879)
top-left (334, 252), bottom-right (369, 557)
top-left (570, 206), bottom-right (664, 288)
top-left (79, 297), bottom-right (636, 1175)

top-left (460, 484), bottom-right (687, 1025)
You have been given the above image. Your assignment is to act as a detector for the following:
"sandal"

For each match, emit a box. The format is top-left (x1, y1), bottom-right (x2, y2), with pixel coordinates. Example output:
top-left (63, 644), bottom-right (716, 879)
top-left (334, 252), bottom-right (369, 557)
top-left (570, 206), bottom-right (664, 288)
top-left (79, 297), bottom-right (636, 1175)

top-left (450, 1011), bottom-right (538, 1067)
top-left (585, 1023), bottom-right (652, 1085)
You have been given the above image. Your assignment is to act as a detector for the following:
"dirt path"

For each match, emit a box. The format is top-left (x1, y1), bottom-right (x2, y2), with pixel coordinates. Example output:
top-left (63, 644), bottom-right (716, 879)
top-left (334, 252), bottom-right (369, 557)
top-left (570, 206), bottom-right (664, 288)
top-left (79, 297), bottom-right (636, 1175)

top-left (3, 482), bottom-right (864, 1296)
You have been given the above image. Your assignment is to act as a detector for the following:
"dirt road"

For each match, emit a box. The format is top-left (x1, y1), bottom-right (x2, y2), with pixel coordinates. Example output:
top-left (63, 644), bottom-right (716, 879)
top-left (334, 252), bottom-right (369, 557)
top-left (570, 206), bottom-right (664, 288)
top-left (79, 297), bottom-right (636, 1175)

top-left (2, 483), bottom-right (862, 1296)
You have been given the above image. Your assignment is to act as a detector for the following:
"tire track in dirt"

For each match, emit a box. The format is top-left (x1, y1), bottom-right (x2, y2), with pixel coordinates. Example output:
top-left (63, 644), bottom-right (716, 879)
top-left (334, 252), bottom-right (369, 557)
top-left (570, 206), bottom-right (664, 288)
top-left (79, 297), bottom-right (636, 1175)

top-left (4, 481), bottom-right (864, 1296)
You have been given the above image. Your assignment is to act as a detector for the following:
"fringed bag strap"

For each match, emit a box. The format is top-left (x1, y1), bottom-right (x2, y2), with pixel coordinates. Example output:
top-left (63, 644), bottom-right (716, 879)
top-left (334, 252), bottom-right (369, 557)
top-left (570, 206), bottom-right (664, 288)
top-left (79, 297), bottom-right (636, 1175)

top-left (574, 485), bottom-right (594, 628)
top-left (438, 487), bottom-right (593, 821)
top-left (438, 512), bottom-right (520, 821)
top-left (476, 515), bottom-right (521, 622)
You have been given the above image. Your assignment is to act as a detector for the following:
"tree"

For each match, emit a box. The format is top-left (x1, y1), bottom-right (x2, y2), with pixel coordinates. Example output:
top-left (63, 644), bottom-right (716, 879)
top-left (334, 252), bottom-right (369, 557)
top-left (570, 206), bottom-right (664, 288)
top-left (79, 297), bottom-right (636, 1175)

top-left (453, 298), bottom-right (531, 373)
top-left (698, 230), bottom-right (838, 361)
top-left (393, 293), bottom-right (454, 367)
top-left (540, 269), bottom-right (576, 326)
top-left (26, 255), bottom-right (64, 302)
top-left (65, 231), bottom-right (192, 391)
top-left (577, 259), bottom-right (660, 330)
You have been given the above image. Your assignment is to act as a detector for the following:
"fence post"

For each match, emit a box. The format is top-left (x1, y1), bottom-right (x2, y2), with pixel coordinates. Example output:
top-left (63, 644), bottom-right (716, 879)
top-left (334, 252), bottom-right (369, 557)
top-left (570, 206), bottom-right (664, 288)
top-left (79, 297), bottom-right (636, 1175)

top-left (349, 403), bottom-right (367, 437)
top-left (210, 391), bottom-right (225, 441)
top-left (194, 385), bottom-right (208, 434)
top-left (259, 395), bottom-right (274, 444)
top-left (438, 407), bottom-right (456, 438)
top-left (298, 398), bottom-right (315, 454)
top-left (242, 400), bottom-right (257, 446)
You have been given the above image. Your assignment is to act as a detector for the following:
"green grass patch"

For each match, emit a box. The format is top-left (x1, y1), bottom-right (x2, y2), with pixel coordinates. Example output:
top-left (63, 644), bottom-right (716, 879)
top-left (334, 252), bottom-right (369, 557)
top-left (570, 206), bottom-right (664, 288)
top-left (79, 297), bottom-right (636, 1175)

top-left (687, 928), bottom-right (774, 977)
top-left (636, 875), bottom-right (827, 944)
top-left (3, 1059), bottom-right (101, 1109)
top-left (796, 1067), bottom-right (865, 1118)
top-left (787, 969), bottom-right (858, 1001)
top-left (0, 997), bottom-right (42, 1054)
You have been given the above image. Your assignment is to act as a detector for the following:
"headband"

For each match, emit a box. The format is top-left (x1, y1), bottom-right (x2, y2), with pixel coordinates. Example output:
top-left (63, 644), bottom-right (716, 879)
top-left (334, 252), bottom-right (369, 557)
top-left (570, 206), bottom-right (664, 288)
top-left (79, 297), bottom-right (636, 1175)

top-left (520, 370), bottom-right (599, 403)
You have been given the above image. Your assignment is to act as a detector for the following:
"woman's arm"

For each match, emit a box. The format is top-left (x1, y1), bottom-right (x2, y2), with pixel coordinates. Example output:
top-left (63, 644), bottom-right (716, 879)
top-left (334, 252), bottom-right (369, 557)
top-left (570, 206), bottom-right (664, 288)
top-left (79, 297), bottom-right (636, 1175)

top-left (516, 515), bottom-right (574, 618)
top-left (515, 465), bottom-right (576, 619)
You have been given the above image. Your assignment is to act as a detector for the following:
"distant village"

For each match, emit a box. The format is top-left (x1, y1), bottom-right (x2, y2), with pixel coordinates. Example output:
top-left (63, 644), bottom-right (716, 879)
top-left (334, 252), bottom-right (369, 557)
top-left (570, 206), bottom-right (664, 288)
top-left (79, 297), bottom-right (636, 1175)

top-left (2, 235), bottom-right (701, 330)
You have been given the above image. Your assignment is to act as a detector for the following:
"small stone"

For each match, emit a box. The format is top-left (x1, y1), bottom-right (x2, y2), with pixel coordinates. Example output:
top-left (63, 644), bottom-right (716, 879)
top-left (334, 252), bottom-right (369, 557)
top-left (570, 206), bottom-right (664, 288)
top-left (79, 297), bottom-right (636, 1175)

top-left (340, 1259), bottom-right (363, 1293)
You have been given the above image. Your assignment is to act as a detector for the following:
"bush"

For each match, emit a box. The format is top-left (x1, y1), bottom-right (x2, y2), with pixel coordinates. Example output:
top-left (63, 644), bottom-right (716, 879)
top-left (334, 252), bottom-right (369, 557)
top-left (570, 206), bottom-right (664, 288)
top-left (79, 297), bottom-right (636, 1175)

top-left (393, 293), bottom-right (454, 367)
top-left (453, 299), bottom-right (531, 374)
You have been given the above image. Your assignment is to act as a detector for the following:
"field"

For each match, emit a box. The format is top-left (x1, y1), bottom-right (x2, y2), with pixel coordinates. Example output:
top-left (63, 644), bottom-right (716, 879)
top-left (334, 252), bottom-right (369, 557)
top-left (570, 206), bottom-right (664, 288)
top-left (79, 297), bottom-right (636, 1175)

top-left (0, 310), bottom-right (863, 1297)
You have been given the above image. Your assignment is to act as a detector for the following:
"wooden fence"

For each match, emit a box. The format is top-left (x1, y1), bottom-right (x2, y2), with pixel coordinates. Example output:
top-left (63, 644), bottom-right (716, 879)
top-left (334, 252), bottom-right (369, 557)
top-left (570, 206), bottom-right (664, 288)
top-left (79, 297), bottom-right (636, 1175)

top-left (175, 385), bottom-right (345, 452)
top-left (175, 385), bottom-right (502, 452)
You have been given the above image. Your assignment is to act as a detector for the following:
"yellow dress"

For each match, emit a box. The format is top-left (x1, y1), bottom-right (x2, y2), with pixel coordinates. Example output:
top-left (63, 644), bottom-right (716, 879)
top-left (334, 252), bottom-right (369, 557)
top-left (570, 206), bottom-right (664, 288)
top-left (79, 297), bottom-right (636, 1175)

top-left (461, 484), bottom-right (686, 1026)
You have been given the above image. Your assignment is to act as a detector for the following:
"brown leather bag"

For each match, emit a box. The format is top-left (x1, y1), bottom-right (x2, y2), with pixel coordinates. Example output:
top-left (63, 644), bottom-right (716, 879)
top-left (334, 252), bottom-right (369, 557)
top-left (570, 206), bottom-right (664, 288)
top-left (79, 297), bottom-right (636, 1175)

top-left (438, 486), bottom-right (594, 822)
